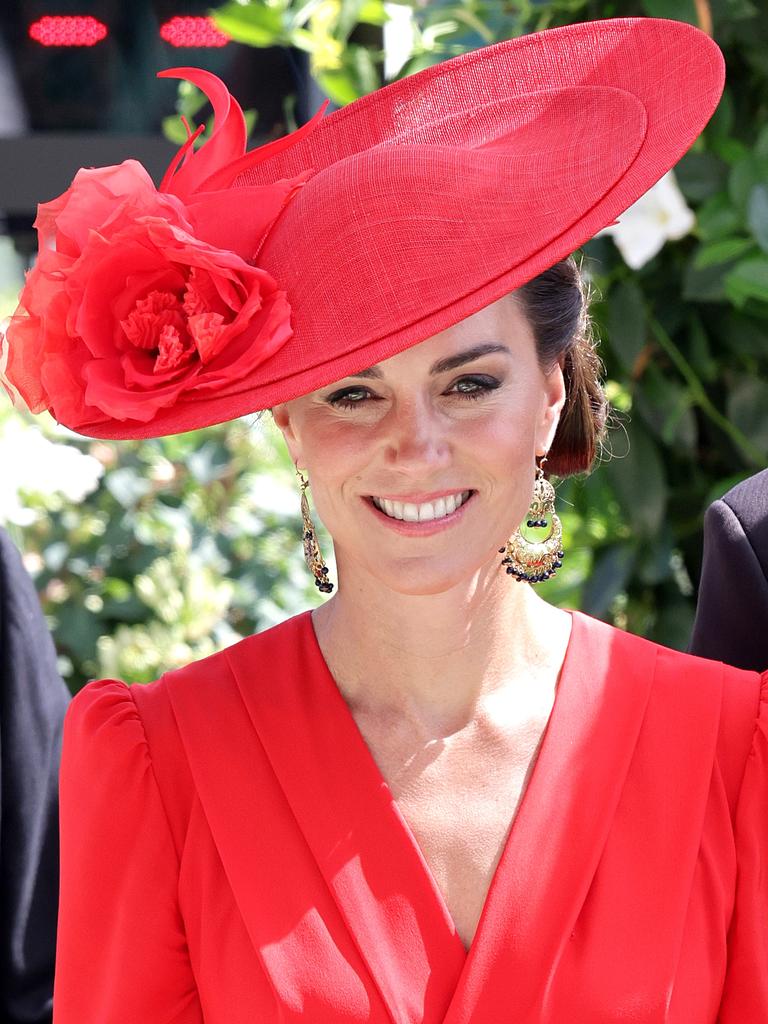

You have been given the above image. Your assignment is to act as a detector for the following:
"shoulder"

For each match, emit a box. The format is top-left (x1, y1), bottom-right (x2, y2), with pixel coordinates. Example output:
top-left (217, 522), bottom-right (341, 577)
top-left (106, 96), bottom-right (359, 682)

top-left (708, 469), bottom-right (768, 557)
top-left (575, 612), bottom-right (763, 802)
top-left (573, 610), bottom-right (761, 741)
top-left (67, 609), bottom-right (313, 735)
top-left (721, 467), bottom-right (768, 520)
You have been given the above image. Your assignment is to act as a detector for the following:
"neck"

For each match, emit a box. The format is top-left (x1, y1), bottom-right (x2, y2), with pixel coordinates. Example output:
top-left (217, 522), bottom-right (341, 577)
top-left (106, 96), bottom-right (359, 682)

top-left (311, 557), bottom-right (570, 735)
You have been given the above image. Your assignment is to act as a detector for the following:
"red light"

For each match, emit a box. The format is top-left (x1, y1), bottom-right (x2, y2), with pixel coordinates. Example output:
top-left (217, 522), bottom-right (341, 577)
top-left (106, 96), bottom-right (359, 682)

top-left (29, 16), bottom-right (108, 47)
top-left (160, 16), bottom-right (231, 48)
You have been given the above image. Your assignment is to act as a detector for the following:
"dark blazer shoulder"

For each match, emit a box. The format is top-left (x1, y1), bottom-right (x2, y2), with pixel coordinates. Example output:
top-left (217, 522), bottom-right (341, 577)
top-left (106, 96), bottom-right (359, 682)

top-left (720, 467), bottom-right (768, 569)
top-left (690, 469), bottom-right (768, 671)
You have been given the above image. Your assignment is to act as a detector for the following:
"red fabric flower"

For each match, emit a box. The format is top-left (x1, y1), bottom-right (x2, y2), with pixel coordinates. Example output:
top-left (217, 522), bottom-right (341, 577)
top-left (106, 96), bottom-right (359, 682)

top-left (0, 68), bottom-right (324, 433)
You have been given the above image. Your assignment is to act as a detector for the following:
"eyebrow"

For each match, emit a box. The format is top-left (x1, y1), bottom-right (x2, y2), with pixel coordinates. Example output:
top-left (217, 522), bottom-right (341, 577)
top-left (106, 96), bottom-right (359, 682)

top-left (348, 343), bottom-right (512, 380)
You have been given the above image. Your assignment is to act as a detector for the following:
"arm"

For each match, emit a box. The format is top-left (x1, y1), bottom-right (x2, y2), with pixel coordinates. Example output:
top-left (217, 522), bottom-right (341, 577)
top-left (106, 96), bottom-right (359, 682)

top-left (53, 679), bottom-right (203, 1024)
top-left (0, 530), bottom-right (69, 1024)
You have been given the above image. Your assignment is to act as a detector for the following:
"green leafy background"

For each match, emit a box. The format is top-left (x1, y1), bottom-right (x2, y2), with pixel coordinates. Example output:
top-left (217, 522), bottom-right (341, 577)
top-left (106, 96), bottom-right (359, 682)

top-left (1, 0), bottom-right (766, 691)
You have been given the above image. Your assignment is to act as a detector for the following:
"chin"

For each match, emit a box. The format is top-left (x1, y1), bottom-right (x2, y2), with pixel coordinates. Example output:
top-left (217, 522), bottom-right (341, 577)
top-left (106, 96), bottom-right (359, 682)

top-left (355, 555), bottom-right (496, 598)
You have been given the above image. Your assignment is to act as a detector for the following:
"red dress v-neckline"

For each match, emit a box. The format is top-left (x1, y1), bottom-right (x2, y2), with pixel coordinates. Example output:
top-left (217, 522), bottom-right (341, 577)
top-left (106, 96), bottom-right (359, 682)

top-left (302, 609), bottom-right (576, 961)
top-left (225, 608), bottom-right (655, 1023)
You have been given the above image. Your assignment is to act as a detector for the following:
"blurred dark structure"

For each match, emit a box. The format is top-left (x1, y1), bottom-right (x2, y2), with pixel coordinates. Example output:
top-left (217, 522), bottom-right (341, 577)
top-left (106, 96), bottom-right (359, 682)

top-left (0, 1), bottom-right (317, 262)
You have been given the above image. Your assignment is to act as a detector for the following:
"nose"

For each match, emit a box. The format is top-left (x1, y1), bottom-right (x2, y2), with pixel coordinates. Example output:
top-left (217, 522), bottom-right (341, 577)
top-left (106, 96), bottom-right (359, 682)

top-left (383, 395), bottom-right (451, 471)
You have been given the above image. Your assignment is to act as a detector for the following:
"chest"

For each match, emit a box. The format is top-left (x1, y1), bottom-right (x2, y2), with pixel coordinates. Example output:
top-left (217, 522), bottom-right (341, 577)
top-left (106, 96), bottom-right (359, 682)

top-left (354, 703), bottom-right (554, 950)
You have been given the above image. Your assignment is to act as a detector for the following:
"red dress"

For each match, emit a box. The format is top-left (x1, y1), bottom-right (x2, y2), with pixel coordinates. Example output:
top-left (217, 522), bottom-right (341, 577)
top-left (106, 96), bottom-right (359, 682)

top-left (53, 611), bottom-right (768, 1023)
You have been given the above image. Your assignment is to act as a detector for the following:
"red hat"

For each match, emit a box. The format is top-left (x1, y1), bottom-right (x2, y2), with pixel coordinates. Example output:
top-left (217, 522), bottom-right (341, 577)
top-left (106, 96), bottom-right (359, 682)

top-left (0, 17), bottom-right (724, 439)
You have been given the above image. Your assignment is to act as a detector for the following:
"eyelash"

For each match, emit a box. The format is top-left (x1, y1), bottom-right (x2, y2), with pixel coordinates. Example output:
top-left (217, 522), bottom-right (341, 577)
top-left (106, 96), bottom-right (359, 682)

top-left (326, 375), bottom-right (502, 410)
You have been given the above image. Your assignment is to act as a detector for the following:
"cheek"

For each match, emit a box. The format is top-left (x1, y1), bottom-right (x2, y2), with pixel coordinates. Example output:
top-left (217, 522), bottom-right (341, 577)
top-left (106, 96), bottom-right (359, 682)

top-left (302, 418), bottom-right (374, 470)
top-left (297, 418), bottom-right (376, 518)
top-left (457, 396), bottom-right (540, 458)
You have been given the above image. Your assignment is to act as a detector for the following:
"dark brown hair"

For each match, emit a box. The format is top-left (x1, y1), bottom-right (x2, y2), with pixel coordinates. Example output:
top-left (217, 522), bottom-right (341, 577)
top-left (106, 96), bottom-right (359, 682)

top-left (515, 256), bottom-right (607, 477)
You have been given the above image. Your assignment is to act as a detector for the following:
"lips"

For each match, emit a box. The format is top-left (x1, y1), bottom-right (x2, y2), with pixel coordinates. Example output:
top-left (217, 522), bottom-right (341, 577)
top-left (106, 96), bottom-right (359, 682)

top-left (370, 490), bottom-right (473, 522)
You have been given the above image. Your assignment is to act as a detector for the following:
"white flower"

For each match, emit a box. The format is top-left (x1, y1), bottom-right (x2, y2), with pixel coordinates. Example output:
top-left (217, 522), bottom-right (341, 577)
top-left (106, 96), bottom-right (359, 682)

top-left (0, 418), bottom-right (103, 525)
top-left (384, 2), bottom-right (415, 80)
top-left (596, 170), bottom-right (695, 270)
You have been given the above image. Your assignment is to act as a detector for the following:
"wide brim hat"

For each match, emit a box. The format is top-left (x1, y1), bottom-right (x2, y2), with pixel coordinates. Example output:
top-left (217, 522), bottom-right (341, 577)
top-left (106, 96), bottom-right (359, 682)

top-left (1, 17), bottom-right (724, 439)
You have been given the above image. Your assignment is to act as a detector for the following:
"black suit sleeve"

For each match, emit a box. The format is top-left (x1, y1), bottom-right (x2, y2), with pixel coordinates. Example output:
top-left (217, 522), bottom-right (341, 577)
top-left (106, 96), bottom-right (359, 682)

top-left (689, 497), bottom-right (768, 673)
top-left (0, 530), bottom-right (70, 1024)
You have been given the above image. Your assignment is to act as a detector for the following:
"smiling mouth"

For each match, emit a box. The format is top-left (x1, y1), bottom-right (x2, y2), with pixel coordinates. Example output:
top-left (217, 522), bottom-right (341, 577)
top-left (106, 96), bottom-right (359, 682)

top-left (369, 491), bottom-right (474, 522)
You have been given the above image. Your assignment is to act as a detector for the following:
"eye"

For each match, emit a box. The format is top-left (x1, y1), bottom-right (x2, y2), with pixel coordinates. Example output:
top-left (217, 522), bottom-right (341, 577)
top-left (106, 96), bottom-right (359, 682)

top-left (326, 385), bottom-right (377, 409)
top-left (449, 375), bottom-right (502, 399)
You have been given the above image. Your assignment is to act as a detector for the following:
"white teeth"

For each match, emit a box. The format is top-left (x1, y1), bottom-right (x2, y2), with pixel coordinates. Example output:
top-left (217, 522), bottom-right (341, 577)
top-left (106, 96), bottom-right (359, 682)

top-left (372, 491), bottom-right (471, 522)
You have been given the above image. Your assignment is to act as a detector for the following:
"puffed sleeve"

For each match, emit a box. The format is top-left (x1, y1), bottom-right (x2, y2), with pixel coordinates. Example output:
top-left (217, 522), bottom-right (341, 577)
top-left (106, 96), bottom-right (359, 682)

top-left (53, 679), bottom-right (203, 1024)
top-left (718, 671), bottom-right (768, 1022)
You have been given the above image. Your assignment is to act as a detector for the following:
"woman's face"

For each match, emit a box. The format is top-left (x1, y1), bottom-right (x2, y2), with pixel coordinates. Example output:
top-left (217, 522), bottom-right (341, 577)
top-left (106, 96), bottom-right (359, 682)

top-left (272, 294), bottom-right (565, 596)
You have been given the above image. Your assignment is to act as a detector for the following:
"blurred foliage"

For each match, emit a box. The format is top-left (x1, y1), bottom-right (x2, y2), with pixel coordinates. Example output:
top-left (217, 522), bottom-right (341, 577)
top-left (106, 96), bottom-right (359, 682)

top-left (0, 406), bottom-right (331, 690)
top-left (1, 0), bottom-right (767, 691)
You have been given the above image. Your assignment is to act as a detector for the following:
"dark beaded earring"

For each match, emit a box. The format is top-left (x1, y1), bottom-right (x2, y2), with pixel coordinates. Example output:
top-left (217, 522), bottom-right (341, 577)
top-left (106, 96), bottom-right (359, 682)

top-left (297, 468), bottom-right (334, 594)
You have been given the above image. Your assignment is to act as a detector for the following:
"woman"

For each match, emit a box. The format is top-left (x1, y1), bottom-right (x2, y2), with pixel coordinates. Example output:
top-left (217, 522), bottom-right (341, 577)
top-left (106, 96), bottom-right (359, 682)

top-left (2, 17), bottom-right (765, 1024)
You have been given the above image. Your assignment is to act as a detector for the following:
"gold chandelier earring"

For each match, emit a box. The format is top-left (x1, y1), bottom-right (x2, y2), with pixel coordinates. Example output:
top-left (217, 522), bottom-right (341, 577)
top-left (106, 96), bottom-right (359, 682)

top-left (297, 468), bottom-right (334, 594)
top-left (500, 460), bottom-right (564, 584)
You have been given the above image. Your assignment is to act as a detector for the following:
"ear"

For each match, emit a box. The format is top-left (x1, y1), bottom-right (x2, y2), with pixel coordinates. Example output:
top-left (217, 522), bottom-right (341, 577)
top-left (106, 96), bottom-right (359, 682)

top-left (271, 403), bottom-right (304, 468)
top-left (537, 361), bottom-right (566, 456)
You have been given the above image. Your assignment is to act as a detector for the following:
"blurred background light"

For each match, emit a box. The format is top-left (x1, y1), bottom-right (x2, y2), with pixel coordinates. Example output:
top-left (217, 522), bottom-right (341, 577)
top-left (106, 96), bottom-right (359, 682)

top-left (159, 16), bottom-right (230, 48)
top-left (29, 15), bottom-right (108, 47)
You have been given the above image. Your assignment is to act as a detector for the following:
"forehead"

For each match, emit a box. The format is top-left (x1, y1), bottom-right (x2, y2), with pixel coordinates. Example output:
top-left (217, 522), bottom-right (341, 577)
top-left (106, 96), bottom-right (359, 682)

top-left (350, 292), bottom-right (535, 379)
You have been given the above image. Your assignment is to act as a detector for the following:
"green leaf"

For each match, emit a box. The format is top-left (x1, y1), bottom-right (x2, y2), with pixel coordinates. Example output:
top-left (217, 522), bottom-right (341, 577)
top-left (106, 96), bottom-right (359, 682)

top-left (728, 154), bottom-right (768, 213)
top-left (316, 67), bottom-right (364, 105)
top-left (710, 138), bottom-right (751, 165)
top-left (693, 237), bottom-right (756, 269)
top-left (726, 377), bottom-right (768, 455)
top-left (349, 43), bottom-right (381, 95)
top-left (686, 314), bottom-right (718, 383)
top-left (337, 0), bottom-right (366, 40)
top-left (422, 19), bottom-right (461, 48)
top-left (721, 310), bottom-right (768, 357)
top-left (581, 543), bottom-right (636, 618)
top-left (696, 192), bottom-right (743, 243)
top-left (723, 256), bottom-right (768, 307)
top-left (675, 151), bottom-right (728, 202)
top-left (706, 87), bottom-right (735, 144)
top-left (396, 52), bottom-right (444, 79)
top-left (161, 115), bottom-right (190, 146)
top-left (604, 418), bottom-right (667, 538)
top-left (747, 184), bottom-right (768, 253)
top-left (756, 121), bottom-right (768, 160)
top-left (633, 365), bottom-right (697, 452)
top-left (212, 3), bottom-right (286, 46)
top-left (682, 259), bottom-right (727, 303)
top-left (606, 280), bottom-right (646, 372)
top-left (287, 0), bottom-right (326, 31)
top-left (358, 0), bottom-right (387, 25)
top-left (636, 534), bottom-right (674, 586)
top-left (640, 0), bottom-right (697, 23)
top-left (652, 599), bottom-right (695, 652)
